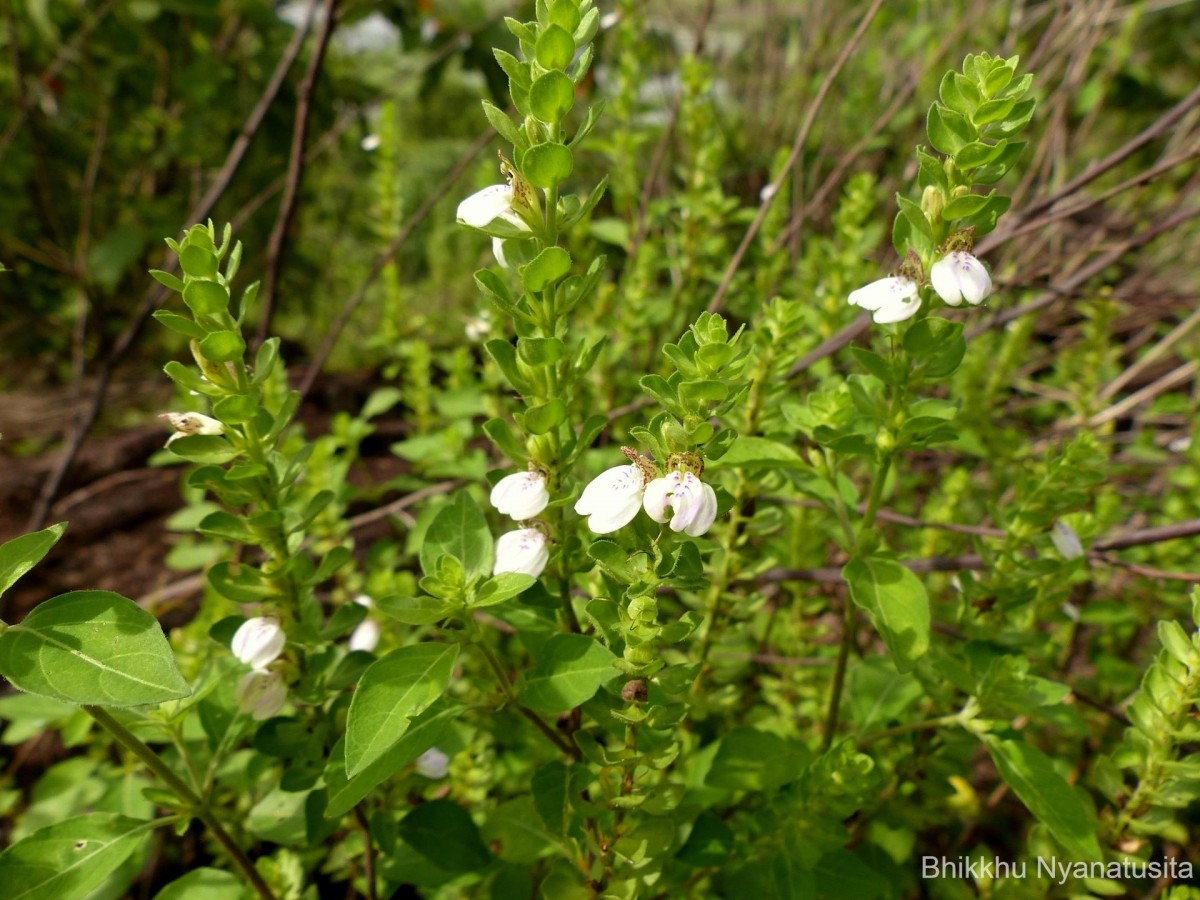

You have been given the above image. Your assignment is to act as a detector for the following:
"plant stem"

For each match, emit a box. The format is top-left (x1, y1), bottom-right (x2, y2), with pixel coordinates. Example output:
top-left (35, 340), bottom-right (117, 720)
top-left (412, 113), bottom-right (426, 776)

top-left (856, 713), bottom-right (962, 749)
top-left (466, 616), bottom-right (578, 759)
top-left (85, 706), bottom-right (277, 900)
top-left (353, 805), bottom-right (377, 900)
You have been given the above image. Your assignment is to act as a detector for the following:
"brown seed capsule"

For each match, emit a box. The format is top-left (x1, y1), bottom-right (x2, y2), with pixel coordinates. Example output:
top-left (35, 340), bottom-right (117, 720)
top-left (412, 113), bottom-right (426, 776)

top-left (621, 679), bottom-right (648, 703)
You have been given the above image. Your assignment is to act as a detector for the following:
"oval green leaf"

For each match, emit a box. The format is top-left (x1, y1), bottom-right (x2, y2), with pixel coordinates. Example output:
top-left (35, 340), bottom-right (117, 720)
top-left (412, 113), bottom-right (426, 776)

top-left (345, 643), bottom-right (459, 777)
top-left (842, 558), bottom-right (930, 673)
top-left (0, 591), bottom-right (190, 706)
top-left (520, 633), bottom-right (618, 713)
top-left (0, 813), bottom-right (156, 900)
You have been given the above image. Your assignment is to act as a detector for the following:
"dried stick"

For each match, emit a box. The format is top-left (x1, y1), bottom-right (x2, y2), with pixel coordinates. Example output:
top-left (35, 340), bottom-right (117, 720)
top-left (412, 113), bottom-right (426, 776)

top-left (256, 0), bottom-right (340, 345)
top-left (297, 127), bottom-right (495, 399)
top-left (706, 0), bottom-right (887, 314)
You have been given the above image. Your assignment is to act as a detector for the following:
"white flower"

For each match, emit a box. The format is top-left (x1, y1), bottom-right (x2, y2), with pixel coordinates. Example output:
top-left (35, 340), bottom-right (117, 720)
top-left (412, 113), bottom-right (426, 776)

top-left (465, 311), bottom-right (491, 341)
top-left (1050, 521), bottom-right (1085, 561)
top-left (416, 747), bottom-right (450, 779)
top-left (160, 411), bottom-right (224, 446)
top-left (490, 471), bottom-right (550, 521)
top-left (349, 618), bottom-right (381, 653)
top-left (231, 616), bottom-right (286, 670)
top-left (574, 465), bottom-right (646, 534)
top-left (456, 184), bottom-right (532, 233)
top-left (642, 471), bottom-right (718, 537)
top-left (235, 670), bottom-right (287, 721)
top-left (360, 133), bottom-right (381, 152)
top-left (848, 276), bottom-right (921, 324)
top-left (494, 528), bottom-right (549, 577)
top-left (353, 593), bottom-right (374, 609)
top-left (930, 252), bottom-right (991, 306)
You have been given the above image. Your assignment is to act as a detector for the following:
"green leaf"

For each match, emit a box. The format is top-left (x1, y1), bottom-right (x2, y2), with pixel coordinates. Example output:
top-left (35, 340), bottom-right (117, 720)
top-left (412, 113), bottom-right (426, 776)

top-left (842, 558), bottom-right (930, 673)
top-left (942, 190), bottom-right (995, 220)
top-left (0, 813), bottom-right (155, 900)
top-left (481, 100), bottom-right (524, 150)
top-left (517, 336), bottom-right (567, 367)
top-left (374, 595), bottom-right (455, 625)
top-left (149, 269), bottom-right (186, 293)
top-left (345, 643), bottom-right (458, 777)
top-left (529, 71), bottom-right (575, 122)
top-left (524, 398), bottom-right (567, 435)
top-left (521, 633), bottom-right (618, 713)
top-left (419, 491), bottom-right (493, 582)
top-left (547, 0), bottom-right (581, 31)
top-left (927, 104), bottom-right (971, 155)
top-left (0, 591), bottom-right (190, 706)
top-left (165, 435), bottom-right (239, 464)
top-left (983, 734), bottom-right (1104, 861)
top-left (398, 799), bottom-right (493, 872)
top-left (706, 728), bottom-right (811, 792)
top-left (482, 417), bottom-right (527, 463)
top-left (154, 867), bottom-right (251, 899)
top-left (152, 310), bottom-right (207, 339)
top-left (324, 700), bottom-right (458, 818)
top-left (535, 24), bottom-right (575, 70)
top-left (181, 279), bottom-right (227, 315)
top-left (0, 523), bottom-right (66, 597)
top-left (178, 246), bottom-right (218, 279)
top-left (485, 338), bottom-right (532, 393)
top-left (473, 573), bottom-right (536, 608)
top-left (198, 330), bottom-right (245, 363)
top-left (520, 246), bottom-right (572, 292)
top-left (903, 317), bottom-right (966, 378)
top-left (523, 142), bottom-right (574, 188)
top-left (705, 436), bottom-right (805, 471)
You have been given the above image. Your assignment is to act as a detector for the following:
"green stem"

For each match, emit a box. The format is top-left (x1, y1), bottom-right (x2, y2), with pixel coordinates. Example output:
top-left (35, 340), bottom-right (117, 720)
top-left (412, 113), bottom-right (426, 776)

top-left (466, 617), bottom-right (578, 759)
top-left (85, 706), bottom-right (277, 900)
top-left (856, 713), bottom-right (962, 750)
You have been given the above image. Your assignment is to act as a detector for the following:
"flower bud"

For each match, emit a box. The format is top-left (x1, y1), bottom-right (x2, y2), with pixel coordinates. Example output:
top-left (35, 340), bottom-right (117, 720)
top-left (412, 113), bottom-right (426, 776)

top-left (349, 618), bottom-right (380, 653)
top-left (231, 616), bottom-right (286, 670)
top-left (574, 464), bottom-right (646, 534)
top-left (1050, 521), bottom-right (1085, 561)
top-left (642, 471), bottom-right (719, 537)
top-left (493, 528), bottom-right (550, 578)
top-left (235, 670), bottom-right (287, 721)
top-left (415, 747), bottom-right (450, 779)
top-left (490, 471), bottom-right (550, 521)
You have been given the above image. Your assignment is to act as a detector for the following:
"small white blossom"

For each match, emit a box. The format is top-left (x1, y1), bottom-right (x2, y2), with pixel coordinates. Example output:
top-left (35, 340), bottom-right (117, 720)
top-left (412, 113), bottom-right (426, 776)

top-left (160, 411), bottom-right (224, 446)
top-left (465, 310), bottom-right (492, 341)
top-left (235, 670), bottom-right (287, 721)
top-left (574, 465), bottom-right (646, 534)
top-left (416, 747), bottom-right (450, 779)
top-left (930, 252), bottom-right (991, 307)
top-left (456, 184), bottom-right (528, 230)
top-left (494, 528), bottom-right (549, 578)
top-left (848, 276), bottom-right (921, 324)
top-left (490, 471), bottom-right (550, 521)
top-left (1050, 521), bottom-right (1085, 561)
top-left (349, 618), bottom-right (381, 653)
top-left (643, 471), bottom-right (719, 537)
top-left (360, 133), bottom-right (381, 152)
top-left (231, 616), bottom-right (286, 670)
top-left (353, 593), bottom-right (374, 609)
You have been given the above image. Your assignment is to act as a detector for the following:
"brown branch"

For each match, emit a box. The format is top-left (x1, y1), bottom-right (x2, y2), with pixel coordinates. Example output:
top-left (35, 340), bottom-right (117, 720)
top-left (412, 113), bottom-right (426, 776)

top-left (706, 0), bottom-right (887, 314)
top-left (256, 0), bottom-right (340, 346)
top-left (625, 0), bottom-right (716, 259)
top-left (297, 126), bottom-right (495, 399)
